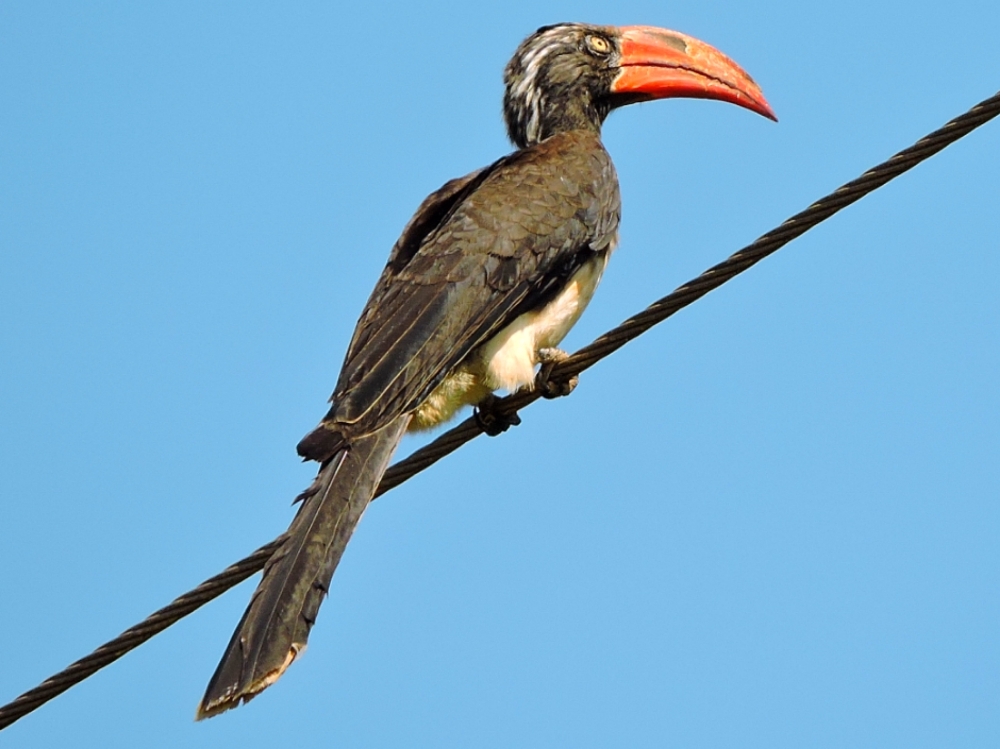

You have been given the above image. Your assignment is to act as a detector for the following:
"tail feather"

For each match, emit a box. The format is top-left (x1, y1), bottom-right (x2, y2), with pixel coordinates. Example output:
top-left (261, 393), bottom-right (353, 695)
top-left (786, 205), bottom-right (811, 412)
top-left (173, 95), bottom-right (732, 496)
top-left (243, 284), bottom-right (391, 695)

top-left (197, 416), bottom-right (409, 719)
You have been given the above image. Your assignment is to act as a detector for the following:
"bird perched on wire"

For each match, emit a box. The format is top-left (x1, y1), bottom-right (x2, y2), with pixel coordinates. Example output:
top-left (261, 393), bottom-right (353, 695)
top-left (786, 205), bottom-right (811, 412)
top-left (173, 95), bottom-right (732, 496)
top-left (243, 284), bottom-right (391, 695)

top-left (197, 22), bottom-right (775, 719)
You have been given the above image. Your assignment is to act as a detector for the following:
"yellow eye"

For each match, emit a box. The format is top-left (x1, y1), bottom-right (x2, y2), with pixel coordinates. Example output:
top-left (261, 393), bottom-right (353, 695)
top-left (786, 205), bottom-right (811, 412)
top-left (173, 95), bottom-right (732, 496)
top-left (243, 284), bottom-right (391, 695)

top-left (585, 35), bottom-right (611, 56)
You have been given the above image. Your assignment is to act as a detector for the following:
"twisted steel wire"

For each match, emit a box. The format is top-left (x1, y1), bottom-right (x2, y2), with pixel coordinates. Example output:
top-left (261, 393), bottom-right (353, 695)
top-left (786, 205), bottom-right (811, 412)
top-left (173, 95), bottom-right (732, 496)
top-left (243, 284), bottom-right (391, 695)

top-left (2, 89), bottom-right (998, 732)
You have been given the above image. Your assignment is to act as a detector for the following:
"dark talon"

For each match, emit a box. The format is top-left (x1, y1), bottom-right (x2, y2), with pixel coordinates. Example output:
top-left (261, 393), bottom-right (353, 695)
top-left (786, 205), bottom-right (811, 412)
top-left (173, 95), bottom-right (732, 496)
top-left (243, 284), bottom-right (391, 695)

top-left (475, 393), bottom-right (522, 436)
top-left (535, 347), bottom-right (579, 399)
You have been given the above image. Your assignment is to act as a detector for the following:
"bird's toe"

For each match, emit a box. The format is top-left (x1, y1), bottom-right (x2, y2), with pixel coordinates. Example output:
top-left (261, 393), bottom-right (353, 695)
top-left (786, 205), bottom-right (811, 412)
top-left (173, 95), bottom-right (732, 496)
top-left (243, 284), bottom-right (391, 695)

top-left (475, 393), bottom-right (522, 436)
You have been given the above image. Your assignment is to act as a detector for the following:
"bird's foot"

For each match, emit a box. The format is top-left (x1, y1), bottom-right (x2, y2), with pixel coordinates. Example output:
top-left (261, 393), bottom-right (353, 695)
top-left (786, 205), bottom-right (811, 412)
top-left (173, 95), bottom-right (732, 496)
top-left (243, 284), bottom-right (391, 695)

top-left (474, 393), bottom-right (522, 436)
top-left (535, 348), bottom-right (578, 399)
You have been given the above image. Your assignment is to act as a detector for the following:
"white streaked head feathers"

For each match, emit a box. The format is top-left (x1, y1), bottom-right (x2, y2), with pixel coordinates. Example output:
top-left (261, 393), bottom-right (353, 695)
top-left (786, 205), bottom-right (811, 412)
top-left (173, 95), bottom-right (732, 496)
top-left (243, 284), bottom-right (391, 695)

top-left (506, 26), bottom-right (568, 145)
top-left (502, 24), bottom-right (617, 149)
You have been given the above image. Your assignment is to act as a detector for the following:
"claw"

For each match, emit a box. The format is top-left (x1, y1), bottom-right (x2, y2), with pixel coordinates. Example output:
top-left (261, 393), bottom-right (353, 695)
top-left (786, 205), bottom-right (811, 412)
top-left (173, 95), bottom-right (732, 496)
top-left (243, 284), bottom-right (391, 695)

top-left (535, 348), bottom-right (579, 399)
top-left (475, 393), bottom-right (522, 436)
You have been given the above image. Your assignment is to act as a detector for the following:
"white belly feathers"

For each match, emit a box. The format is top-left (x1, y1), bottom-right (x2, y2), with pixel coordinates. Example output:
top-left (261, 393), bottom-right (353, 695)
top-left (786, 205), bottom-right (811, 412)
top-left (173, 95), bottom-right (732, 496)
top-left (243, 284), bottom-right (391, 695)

top-left (410, 251), bottom-right (608, 430)
top-left (478, 252), bottom-right (606, 391)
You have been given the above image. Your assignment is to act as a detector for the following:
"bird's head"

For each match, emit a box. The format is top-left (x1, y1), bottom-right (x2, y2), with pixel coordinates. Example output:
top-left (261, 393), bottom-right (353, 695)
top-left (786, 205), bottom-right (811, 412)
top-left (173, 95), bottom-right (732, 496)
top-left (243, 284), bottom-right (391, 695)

top-left (503, 23), bottom-right (776, 149)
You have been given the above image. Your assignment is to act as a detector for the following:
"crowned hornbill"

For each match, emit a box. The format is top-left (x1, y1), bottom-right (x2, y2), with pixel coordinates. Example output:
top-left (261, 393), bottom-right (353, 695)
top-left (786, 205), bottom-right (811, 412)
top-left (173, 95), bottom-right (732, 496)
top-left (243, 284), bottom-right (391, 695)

top-left (197, 23), bottom-right (774, 718)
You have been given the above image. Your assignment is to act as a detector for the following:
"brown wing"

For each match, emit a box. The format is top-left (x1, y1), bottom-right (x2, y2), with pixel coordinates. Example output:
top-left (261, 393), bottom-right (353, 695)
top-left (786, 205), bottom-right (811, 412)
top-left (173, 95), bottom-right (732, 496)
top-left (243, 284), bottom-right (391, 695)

top-left (303, 131), bottom-right (620, 454)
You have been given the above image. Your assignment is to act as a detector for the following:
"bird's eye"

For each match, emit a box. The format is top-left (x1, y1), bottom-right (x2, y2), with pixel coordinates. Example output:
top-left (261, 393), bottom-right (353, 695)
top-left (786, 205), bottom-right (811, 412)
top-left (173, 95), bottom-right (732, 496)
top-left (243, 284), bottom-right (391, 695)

top-left (585, 35), bottom-right (611, 56)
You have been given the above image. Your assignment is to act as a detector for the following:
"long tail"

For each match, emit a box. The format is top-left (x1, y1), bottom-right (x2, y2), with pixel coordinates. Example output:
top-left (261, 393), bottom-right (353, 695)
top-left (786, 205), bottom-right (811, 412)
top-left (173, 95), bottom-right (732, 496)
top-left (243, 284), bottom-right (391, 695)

top-left (196, 416), bottom-right (410, 719)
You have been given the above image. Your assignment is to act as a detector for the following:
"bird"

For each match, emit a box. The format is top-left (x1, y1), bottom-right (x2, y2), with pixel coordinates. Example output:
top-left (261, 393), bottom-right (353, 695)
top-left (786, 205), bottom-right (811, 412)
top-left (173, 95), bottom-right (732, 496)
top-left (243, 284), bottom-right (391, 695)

top-left (197, 22), bottom-right (775, 719)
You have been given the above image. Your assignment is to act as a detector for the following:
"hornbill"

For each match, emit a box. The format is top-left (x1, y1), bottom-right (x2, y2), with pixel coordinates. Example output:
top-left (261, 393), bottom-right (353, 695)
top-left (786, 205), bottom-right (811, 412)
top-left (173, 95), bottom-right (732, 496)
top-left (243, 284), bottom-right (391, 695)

top-left (197, 22), bottom-right (775, 718)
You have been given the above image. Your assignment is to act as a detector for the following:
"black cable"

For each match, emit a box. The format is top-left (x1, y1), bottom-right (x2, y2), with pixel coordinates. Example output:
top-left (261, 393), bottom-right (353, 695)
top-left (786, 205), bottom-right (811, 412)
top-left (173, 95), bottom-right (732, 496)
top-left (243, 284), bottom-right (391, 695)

top-left (2, 89), bottom-right (997, 732)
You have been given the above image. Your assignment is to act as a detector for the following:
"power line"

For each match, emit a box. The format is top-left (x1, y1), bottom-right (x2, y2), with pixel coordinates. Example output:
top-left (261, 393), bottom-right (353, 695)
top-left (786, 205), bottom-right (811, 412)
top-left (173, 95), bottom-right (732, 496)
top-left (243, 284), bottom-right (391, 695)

top-left (2, 88), bottom-right (998, 732)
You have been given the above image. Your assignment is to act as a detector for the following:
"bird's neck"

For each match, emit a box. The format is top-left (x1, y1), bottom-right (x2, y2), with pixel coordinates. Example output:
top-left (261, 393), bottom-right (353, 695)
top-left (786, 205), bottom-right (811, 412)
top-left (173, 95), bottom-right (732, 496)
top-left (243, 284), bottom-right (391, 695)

top-left (505, 88), bottom-right (609, 149)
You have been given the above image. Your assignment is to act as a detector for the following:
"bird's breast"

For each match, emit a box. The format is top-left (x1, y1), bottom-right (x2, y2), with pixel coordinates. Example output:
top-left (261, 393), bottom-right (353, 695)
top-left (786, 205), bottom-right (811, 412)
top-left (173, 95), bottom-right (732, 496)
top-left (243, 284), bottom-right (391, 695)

top-left (478, 250), bottom-right (609, 392)
top-left (410, 242), bottom-right (614, 433)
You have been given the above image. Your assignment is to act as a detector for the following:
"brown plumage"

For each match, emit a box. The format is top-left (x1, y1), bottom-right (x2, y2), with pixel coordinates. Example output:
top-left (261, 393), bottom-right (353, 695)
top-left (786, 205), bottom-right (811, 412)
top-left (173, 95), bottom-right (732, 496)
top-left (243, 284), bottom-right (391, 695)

top-left (198, 22), bottom-right (774, 719)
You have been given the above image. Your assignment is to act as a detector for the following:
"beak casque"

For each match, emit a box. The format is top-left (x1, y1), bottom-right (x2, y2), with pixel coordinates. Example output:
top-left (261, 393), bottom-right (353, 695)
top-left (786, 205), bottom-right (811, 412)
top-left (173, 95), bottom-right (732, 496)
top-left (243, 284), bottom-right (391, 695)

top-left (611, 25), bottom-right (777, 121)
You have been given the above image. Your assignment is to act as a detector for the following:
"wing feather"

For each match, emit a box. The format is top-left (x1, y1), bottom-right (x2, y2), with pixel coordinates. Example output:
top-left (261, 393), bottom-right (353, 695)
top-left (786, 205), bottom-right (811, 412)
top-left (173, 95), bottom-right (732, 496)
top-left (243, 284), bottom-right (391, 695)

top-left (313, 131), bottom-right (620, 442)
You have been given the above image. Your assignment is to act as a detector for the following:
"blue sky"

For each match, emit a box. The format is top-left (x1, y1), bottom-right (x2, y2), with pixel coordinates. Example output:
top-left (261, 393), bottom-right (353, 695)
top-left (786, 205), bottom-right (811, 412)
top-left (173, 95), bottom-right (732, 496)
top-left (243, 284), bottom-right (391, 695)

top-left (2, 2), bottom-right (998, 747)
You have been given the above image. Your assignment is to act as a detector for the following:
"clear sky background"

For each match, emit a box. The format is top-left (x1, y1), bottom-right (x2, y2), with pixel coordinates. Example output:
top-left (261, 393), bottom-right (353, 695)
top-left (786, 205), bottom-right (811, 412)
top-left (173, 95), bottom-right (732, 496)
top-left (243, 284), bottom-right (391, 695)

top-left (2, 2), bottom-right (998, 747)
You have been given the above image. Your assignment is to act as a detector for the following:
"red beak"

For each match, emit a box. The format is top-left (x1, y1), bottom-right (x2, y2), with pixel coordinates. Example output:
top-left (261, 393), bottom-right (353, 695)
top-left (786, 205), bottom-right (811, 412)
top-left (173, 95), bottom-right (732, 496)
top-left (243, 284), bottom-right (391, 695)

top-left (612, 26), bottom-right (777, 121)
